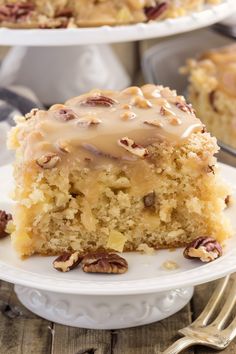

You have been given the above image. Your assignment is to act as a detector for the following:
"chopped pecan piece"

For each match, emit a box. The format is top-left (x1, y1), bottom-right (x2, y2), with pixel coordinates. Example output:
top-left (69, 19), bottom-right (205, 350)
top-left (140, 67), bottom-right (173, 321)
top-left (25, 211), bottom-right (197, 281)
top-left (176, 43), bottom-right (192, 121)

top-left (0, 210), bottom-right (12, 239)
top-left (77, 115), bottom-right (102, 126)
top-left (36, 153), bottom-right (61, 169)
top-left (0, 2), bottom-right (34, 22)
top-left (183, 237), bottom-right (222, 262)
top-left (143, 191), bottom-right (156, 207)
top-left (25, 108), bottom-right (39, 120)
top-left (144, 120), bottom-right (163, 128)
top-left (120, 111), bottom-right (136, 121)
top-left (80, 95), bottom-right (117, 108)
top-left (175, 102), bottom-right (195, 114)
top-left (118, 137), bottom-right (149, 158)
top-left (160, 106), bottom-right (173, 116)
top-left (53, 252), bottom-right (82, 272)
top-left (82, 252), bottom-right (128, 274)
top-left (206, 165), bottom-right (215, 174)
top-left (55, 108), bottom-right (78, 121)
top-left (145, 2), bottom-right (168, 21)
top-left (131, 96), bottom-right (152, 109)
top-left (169, 116), bottom-right (181, 125)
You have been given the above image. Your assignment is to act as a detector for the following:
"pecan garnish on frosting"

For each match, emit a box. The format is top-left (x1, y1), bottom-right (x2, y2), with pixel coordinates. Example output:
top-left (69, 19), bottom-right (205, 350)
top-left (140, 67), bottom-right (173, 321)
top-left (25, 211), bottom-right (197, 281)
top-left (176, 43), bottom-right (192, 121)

top-left (144, 120), bottom-right (163, 128)
top-left (144, 2), bottom-right (168, 21)
top-left (82, 252), bottom-right (128, 274)
top-left (36, 153), bottom-right (61, 169)
top-left (183, 236), bottom-right (222, 262)
top-left (55, 108), bottom-right (78, 121)
top-left (80, 95), bottom-right (117, 108)
top-left (0, 210), bottom-right (12, 239)
top-left (175, 102), bottom-right (195, 114)
top-left (53, 252), bottom-right (82, 272)
top-left (118, 137), bottom-right (149, 158)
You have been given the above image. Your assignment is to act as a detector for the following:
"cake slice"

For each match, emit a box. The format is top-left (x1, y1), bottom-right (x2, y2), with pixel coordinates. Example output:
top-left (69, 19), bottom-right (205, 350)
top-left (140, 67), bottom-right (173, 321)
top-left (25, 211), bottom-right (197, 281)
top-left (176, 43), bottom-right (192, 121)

top-left (0, 0), bottom-right (221, 28)
top-left (8, 84), bottom-right (231, 257)
top-left (183, 44), bottom-right (236, 149)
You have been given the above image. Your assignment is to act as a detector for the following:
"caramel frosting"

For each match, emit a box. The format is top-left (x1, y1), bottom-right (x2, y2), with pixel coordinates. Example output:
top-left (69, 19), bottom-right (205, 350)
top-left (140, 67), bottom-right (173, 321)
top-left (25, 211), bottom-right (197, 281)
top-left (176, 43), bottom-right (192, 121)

top-left (15, 84), bottom-right (203, 167)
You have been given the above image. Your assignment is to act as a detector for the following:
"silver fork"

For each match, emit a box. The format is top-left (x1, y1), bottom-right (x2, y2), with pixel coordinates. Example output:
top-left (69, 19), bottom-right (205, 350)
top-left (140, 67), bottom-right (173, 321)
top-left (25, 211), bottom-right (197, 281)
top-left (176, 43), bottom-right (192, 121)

top-left (162, 275), bottom-right (236, 354)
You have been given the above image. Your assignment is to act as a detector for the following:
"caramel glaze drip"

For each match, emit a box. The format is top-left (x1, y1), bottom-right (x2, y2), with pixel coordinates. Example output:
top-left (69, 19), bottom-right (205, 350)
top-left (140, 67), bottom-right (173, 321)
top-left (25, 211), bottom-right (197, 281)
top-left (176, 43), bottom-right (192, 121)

top-left (17, 84), bottom-right (203, 167)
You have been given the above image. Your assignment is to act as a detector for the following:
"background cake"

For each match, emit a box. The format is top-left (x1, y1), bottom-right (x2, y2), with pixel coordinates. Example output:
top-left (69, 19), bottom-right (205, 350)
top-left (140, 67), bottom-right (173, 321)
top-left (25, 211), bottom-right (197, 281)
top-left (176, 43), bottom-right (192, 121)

top-left (183, 44), bottom-right (236, 149)
top-left (8, 84), bottom-right (231, 257)
top-left (0, 0), bottom-right (221, 28)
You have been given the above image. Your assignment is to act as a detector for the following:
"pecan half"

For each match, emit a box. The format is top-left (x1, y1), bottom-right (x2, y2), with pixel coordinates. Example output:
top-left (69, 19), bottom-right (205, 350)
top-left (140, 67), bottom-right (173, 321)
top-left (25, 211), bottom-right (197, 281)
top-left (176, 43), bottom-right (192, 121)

top-left (80, 95), bottom-right (117, 108)
top-left (143, 191), bottom-right (156, 207)
top-left (0, 2), bottom-right (34, 22)
top-left (118, 137), bottom-right (149, 158)
top-left (36, 153), bottom-right (61, 169)
top-left (0, 210), bottom-right (12, 239)
top-left (53, 252), bottom-right (82, 272)
top-left (55, 108), bottom-right (78, 121)
top-left (82, 252), bottom-right (128, 274)
top-left (183, 236), bottom-right (222, 262)
top-left (145, 2), bottom-right (168, 21)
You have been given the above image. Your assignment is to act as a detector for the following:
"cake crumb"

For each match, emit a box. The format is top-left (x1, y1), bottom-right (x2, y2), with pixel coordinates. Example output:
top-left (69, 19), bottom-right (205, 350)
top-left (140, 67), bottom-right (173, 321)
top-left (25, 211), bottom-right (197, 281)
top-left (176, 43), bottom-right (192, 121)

top-left (162, 260), bottom-right (179, 270)
top-left (137, 243), bottom-right (155, 255)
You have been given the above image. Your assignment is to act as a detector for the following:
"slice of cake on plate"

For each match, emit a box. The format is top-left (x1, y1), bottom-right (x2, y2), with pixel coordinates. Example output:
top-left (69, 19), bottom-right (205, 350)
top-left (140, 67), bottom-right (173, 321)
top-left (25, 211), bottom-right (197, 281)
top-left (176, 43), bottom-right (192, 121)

top-left (183, 44), bottom-right (236, 149)
top-left (0, 0), bottom-right (221, 28)
top-left (8, 84), bottom-right (231, 257)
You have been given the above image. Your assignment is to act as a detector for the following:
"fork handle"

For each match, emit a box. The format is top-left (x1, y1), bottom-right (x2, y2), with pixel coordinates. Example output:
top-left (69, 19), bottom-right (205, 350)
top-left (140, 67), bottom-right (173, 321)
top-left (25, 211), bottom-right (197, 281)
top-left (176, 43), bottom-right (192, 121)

top-left (162, 337), bottom-right (198, 354)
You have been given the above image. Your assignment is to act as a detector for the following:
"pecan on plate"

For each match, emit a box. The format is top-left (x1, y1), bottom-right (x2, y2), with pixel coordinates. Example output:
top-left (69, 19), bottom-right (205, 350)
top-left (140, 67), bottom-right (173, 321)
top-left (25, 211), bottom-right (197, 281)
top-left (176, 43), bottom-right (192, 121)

top-left (80, 95), bottom-right (117, 108)
top-left (82, 252), bottom-right (128, 274)
top-left (53, 252), bottom-right (82, 272)
top-left (144, 2), bottom-right (168, 21)
top-left (0, 210), bottom-right (12, 239)
top-left (183, 236), bottom-right (222, 263)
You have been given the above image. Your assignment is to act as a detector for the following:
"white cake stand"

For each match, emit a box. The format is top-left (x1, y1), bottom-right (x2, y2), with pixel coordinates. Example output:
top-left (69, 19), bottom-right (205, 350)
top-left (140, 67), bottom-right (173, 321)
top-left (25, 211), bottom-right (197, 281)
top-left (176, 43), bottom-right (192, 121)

top-left (0, 0), bottom-right (235, 104)
top-left (0, 163), bottom-right (235, 329)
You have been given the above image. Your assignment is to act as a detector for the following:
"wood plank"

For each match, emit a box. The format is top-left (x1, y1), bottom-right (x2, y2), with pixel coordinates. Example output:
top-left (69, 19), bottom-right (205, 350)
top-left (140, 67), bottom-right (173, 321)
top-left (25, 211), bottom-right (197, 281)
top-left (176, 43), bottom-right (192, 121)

top-left (52, 326), bottom-right (111, 354)
top-left (192, 275), bottom-right (236, 354)
top-left (0, 280), bottom-right (52, 354)
top-left (111, 304), bottom-right (194, 354)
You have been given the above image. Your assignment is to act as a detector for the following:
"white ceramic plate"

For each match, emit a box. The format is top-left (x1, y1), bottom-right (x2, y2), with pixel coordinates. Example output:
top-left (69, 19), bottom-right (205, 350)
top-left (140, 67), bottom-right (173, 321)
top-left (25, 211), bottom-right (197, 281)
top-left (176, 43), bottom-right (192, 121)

top-left (0, 163), bottom-right (235, 296)
top-left (0, 0), bottom-right (235, 46)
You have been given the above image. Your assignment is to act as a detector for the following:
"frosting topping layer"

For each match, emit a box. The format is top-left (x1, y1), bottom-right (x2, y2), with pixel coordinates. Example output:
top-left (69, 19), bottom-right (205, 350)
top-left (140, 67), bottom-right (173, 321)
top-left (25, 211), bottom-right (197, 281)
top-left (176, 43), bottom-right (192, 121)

top-left (16, 84), bottom-right (203, 165)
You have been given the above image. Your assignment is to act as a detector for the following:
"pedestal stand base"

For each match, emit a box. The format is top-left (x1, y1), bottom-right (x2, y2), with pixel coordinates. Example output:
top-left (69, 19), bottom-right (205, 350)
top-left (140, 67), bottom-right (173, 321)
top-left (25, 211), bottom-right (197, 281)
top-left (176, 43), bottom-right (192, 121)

top-left (15, 285), bottom-right (193, 329)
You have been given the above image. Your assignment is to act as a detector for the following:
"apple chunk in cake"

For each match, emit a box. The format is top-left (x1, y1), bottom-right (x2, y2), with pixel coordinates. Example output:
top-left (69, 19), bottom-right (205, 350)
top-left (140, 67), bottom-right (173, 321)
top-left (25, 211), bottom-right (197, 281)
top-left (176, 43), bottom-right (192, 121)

top-left (8, 84), bottom-right (231, 257)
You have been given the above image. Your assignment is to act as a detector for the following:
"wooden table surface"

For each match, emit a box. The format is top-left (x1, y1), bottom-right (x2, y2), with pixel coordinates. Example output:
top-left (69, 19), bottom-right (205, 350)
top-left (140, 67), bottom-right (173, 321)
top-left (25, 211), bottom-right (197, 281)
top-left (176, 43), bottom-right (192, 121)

top-left (0, 275), bottom-right (235, 354)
